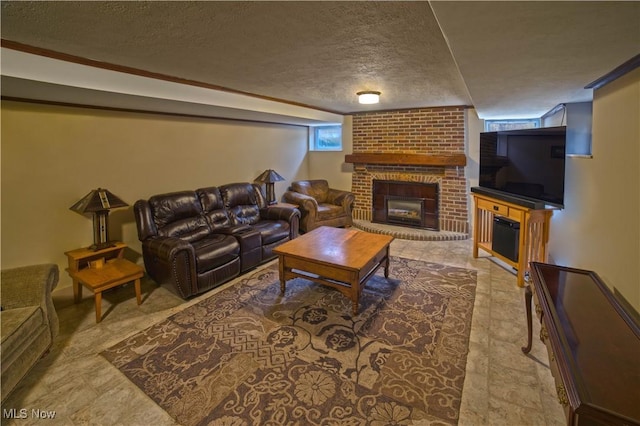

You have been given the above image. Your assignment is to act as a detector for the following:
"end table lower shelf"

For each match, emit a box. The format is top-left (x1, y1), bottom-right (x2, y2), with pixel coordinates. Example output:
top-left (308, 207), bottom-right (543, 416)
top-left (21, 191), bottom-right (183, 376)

top-left (69, 258), bottom-right (144, 323)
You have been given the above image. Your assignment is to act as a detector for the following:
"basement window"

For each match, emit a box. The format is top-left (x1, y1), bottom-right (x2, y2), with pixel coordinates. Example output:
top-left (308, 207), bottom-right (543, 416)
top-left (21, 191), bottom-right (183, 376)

top-left (485, 119), bottom-right (540, 132)
top-left (310, 125), bottom-right (342, 151)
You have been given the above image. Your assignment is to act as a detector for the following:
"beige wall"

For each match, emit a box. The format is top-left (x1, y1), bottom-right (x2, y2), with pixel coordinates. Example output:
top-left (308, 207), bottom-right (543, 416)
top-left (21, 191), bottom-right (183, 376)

top-left (1, 101), bottom-right (310, 287)
top-left (308, 115), bottom-right (354, 192)
top-left (548, 68), bottom-right (640, 311)
top-left (465, 108), bottom-right (483, 232)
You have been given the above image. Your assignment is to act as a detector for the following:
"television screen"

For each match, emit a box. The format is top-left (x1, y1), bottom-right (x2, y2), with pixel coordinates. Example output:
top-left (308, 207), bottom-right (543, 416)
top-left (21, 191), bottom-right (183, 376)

top-left (478, 126), bottom-right (566, 208)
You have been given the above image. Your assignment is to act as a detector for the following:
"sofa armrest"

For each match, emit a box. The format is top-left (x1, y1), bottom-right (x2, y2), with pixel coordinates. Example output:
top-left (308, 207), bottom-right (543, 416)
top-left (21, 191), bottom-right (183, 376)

top-left (326, 188), bottom-right (355, 210)
top-left (1, 264), bottom-right (59, 339)
top-left (260, 206), bottom-right (301, 240)
top-left (144, 236), bottom-right (195, 260)
top-left (143, 237), bottom-right (197, 298)
top-left (260, 205), bottom-right (301, 222)
top-left (1, 264), bottom-right (59, 310)
top-left (282, 191), bottom-right (318, 213)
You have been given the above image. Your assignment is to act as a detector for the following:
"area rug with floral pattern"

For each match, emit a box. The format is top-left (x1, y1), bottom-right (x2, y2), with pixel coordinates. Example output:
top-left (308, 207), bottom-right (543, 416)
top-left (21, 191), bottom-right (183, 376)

top-left (102, 256), bottom-right (477, 425)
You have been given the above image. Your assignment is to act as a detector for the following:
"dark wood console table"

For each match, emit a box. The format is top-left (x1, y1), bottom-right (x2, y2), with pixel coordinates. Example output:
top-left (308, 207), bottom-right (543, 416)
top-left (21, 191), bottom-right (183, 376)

top-left (523, 262), bottom-right (640, 425)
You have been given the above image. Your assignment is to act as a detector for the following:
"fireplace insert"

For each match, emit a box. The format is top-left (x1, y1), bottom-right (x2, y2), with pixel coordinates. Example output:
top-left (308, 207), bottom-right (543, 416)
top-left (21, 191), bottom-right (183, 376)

top-left (372, 180), bottom-right (439, 230)
top-left (386, 196), bottom-right (425, 227)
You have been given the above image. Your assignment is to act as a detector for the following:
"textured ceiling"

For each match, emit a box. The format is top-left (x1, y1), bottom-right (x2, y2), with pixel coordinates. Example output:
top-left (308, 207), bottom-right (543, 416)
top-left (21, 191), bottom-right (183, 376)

top-left (1, 1), bottom-right (639, 120)
top-left (431, 1), bottom-right (640, 118)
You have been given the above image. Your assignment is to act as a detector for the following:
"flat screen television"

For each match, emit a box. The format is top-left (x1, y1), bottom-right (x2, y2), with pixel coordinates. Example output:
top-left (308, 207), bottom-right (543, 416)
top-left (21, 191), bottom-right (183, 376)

top-left (476, 126), bottom-right (566, 208)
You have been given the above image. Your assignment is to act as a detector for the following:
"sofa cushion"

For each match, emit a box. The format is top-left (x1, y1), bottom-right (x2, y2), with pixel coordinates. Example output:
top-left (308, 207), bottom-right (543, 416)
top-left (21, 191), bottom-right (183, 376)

top-left (220, 183), bottom-right (261, 225)
top-left (158, 216), bottom-right (211, 243)
top-left (192, 235), bottom-right (240, 273)
top-left (1, 307), bottom-right (45, 367)
top-left (251, 221), bottom-right (291, 245)
top-left (227, 205), bottom-right (260, 225)
top-left (149, 191), bottom-right (203, 228)
top-left (147, 192), bottom-right (211, 243)
top-left (196, 187), bottom-right (233, 230)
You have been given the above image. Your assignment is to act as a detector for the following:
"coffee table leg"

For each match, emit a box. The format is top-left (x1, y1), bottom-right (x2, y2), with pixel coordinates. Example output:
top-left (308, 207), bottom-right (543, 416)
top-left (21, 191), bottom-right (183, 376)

top-left (384, 246), bottom-right (391, 278)
top-left (278, 256), bottom-right (286, 294)
top-left (350, 276), bottom-right (360, 315)
top-left (384, 257), bottom-right (390, 278)
top-left (94, 292), bottom-right (102, 323)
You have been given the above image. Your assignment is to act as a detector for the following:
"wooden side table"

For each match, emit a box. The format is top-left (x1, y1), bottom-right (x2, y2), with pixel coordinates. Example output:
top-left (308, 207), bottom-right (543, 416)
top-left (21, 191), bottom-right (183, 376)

top-left (65, 242), bottom-right (144, 323)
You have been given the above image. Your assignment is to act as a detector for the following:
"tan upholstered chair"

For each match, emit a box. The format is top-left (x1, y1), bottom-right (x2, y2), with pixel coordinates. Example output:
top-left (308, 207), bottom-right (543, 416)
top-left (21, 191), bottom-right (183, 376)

top-left (283, 179), bottom-right (355, 233)
top-left (1, 264), bottom-right (59, 402)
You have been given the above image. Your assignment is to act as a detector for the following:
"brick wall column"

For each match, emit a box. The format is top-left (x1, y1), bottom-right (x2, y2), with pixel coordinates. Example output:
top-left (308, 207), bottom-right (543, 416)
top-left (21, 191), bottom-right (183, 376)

top-left (350, 106), bottom-right (468, 234)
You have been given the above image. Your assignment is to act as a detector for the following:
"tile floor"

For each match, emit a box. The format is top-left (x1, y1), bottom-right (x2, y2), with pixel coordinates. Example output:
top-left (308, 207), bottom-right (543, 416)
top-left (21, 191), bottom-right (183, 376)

top-left (1, 238), bottom-right (566, 425)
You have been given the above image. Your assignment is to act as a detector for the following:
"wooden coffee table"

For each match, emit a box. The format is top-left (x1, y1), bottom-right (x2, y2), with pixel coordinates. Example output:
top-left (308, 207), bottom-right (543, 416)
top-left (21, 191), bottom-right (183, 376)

top-left (273, 226), bottom-right (394, 314)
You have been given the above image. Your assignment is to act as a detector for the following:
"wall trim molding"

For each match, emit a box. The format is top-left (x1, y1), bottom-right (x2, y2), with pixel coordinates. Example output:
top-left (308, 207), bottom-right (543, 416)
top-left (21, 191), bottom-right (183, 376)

top-left (1, 39), bottom-right (341, 115)
top-left (0, 96), bottom-right (309, 128)
top-left (585, 54), bottom-right (640, 90)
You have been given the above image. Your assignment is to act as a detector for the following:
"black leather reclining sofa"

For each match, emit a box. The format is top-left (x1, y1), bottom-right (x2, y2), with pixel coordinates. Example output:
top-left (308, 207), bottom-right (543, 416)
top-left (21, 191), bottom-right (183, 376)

top-left (134, 182), bottom-right (300, 298)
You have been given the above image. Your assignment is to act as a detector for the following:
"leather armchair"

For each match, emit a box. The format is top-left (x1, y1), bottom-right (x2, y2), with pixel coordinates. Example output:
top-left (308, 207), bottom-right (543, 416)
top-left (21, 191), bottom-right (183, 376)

top-left (283, 179), bottom-right (355, 233)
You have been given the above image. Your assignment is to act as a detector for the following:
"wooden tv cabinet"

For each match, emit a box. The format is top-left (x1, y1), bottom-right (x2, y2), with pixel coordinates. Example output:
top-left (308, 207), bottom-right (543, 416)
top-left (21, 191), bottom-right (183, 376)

top-left (472, 192), bottom-right (553, 287)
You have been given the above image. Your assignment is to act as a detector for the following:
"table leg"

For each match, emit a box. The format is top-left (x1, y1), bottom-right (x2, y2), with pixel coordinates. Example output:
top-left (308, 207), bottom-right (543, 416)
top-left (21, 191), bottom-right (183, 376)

top-left (134, 278), bottom-right (142, 305)
top-left (522, 285), bottom-right (533, 354)
top-left (278, 256), bottom-right (286, 294)
top-left (384, 249), bottom-right (390, 279)
top-left (73, 279), bottom-right (82, 303)
top-left (95, 291), bottom-right (102, 323)
top-left (350, 278), bottom-right (360, 316)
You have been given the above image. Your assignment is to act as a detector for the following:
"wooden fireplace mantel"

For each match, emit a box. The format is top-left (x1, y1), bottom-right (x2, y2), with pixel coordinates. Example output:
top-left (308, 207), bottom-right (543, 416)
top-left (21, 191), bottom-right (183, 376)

top-left (344, 153), bottom-right (467, 167)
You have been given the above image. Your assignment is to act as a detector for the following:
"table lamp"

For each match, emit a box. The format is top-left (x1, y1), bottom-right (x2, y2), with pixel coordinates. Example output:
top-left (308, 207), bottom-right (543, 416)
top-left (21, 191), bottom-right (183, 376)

top-left (70, 188), bottom-right (129, 250)
top-left (254, 169), bottom-right (285, 205)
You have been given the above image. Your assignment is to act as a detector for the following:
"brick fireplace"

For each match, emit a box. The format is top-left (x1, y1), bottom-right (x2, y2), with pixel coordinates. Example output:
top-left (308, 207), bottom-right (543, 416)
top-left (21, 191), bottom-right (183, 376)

top-left (347, 106), bottom-right (469, 235)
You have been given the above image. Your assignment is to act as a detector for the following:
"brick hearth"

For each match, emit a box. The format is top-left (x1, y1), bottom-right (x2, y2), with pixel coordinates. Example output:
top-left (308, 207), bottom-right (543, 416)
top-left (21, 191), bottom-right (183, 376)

top-left (350, 106), bottom-right (469, 235)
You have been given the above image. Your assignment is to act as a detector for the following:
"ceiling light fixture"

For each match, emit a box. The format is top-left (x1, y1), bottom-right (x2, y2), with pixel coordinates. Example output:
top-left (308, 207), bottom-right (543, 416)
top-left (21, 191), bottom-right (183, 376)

top-left (357, 91), bottom-right (381, 104)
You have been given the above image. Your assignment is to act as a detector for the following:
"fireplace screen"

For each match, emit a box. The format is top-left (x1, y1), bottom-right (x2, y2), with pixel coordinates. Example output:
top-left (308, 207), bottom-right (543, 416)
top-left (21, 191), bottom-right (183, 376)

top-left (386, 196), bottom-right (425, 227)
top-left (372, 180), bottom-right (439, 231)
